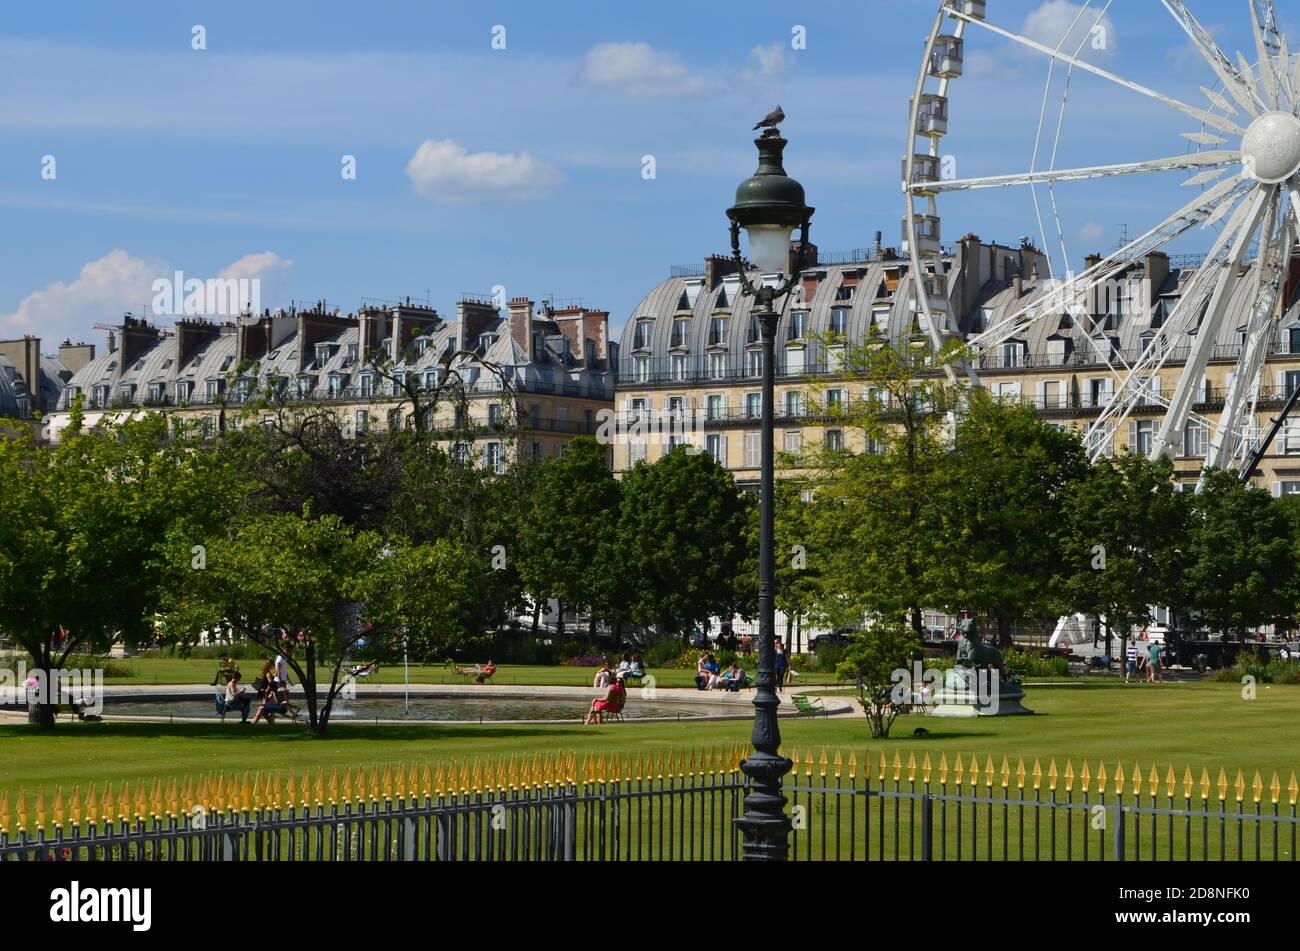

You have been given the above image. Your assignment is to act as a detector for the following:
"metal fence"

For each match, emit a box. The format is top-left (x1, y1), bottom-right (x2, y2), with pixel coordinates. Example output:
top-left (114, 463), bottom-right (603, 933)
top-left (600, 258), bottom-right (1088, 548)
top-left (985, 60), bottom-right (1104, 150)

top-left (2, 747), bottom-right (1296, 861)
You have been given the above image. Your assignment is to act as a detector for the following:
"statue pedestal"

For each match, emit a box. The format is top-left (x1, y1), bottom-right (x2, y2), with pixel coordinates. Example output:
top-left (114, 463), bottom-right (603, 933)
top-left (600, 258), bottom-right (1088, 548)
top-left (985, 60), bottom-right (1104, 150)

top-left (929, 669), bottom-right (1032, 717)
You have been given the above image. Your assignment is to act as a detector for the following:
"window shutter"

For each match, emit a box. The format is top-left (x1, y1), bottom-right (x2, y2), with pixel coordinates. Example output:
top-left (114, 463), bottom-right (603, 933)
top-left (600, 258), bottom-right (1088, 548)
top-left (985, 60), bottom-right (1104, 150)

top-left (1272, 482), bottom-right (1282, 498)
top-left (1128, 421), bottom-right (1137, 452)
top-left (719, 435), bottom-right (728, 467)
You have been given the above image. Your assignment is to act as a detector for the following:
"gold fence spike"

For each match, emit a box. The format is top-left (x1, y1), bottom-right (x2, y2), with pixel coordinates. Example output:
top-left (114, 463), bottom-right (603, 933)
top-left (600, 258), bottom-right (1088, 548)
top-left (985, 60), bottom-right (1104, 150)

top-left (892, 752), bottom-right (903, 782)
top-left (1079, 761), bottom-right (1091, 793)
top-left (382, 765), bottom-right (394, 799)
top-left (273, 772), bottom-right (284, 811)
top-left (905, 752), bottom-right (915, 783)
top-left (1234, 770), bottom-right (1245, 803)
top-left (369, 766), bottom-right (381, 801)
top-left (135, 782), bottom-right (148, 820)
top-left (1131, 763), bottom-right (1142, 796)
top-left (821, 748), bottom-right (830, 779)
top-left (342, 767), bottom-right (355, 803)
top-left (803, 750), bottom-right (813, 778)
top-left (252, 773), bottom-right (264, 810)
top-left (1252, 770), bottom-right (1263, 804)
top-left (938, 753), bottom-right (949, 785)
top-left (119, 781), bottom-right (131, 820)
top-left (52, 787), bottom-right (65, 828)
top-left (1097, 763), bottom-right (1108, 795)
top-left (1031, 759), bottom-right (1041, 791)
top-left (1270, 771), bottom-right (1281, 806)
top-left (953, 754), bottom-right (965, 786)
top-left (984, 756), bottom-right (995, 788)
top-left (1061, 760), bottom-right (1071, 793)
top-left (1163, 766), bottom-right (1175, 799)
top-left (878, 751), bottom-right (887, 781)
top-left (1016, 758), bottom-right (1026, 790)
top-left (34, 787), bottom-right (46, 830)
top-left (1217, 768), bottom-right (1228, 802)
top-left (69, 786), bottom-right (83, 829)
top-left (968, 755), bottom-right (980, 787)
top-left (1115, 763), bottom-right (1126, 796)
top-left (1049, 759), bottom-right (1058, 792)
top-left (789, 748), bottom-right (801, 773)
top-left (1198, 767), bottom-right (1209, 800)
top-left (848, 751), bottom-right (859, 780)
top-left (922, 753), bottom-right (932, 784)
top-left (15, 791), bottom-right (27, 832)
top-left (835, 750), bottom-right (844, 779)
top-left (1288, 772), bottom-right (1298, 806)
top-left (86, 784), bottom-right (99, 825)
top-left (0, 790), bottom-right (9, 834)
top-left (999, 757), bottom-right (1010, 789)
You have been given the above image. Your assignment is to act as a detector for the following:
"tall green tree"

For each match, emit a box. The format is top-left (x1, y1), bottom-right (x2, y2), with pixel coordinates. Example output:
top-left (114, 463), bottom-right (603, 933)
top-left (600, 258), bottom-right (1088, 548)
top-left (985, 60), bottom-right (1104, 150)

top-left (804, 340), bottom-right (959, 634)
top-left (1054, 452), bottom-right (1189, 656)
top-left (161, 511), bottom-right (484, 734)
top-left (1181, 469), bottom-right (1293, 634)
top-left (517, 437), bottom-right (621, 638)
top-left (929, 391), bottom-right (1089, 647)
top-left (0, 409), bottom-right (235, 727)
top-left (613, 446), bottom-right (753, 639)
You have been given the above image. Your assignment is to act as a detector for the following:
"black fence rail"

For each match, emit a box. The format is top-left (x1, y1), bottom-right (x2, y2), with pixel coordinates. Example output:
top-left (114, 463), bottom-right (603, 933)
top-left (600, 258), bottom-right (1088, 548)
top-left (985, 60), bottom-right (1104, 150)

top-left (1, 748), bottom-right (1295, 861)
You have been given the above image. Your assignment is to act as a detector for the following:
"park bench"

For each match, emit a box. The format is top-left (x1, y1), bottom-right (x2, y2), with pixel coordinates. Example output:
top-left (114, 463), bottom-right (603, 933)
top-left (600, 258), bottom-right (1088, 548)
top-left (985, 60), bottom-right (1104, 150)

top-left (791, 694), bottom-right (827, 717)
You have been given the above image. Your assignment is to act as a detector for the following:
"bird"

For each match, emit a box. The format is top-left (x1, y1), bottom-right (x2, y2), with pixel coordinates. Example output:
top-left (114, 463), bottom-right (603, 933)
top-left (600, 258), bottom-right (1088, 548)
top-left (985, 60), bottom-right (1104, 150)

top-left (753, 105), bottom-right (785, 130)
top-left (912, 727), bottom-right (931, 736)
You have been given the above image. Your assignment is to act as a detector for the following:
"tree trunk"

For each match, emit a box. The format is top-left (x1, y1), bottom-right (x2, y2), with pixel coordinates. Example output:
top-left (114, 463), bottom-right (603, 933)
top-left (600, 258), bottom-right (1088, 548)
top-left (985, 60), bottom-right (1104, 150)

top-left (531, 600), bottom-right (540, 636)
top-left (1104, 620), bottom-right (1113, 659)
top-left (27, 647), bottom-right (57, 730)
top-left (555, 599), bottom-right (565, 638)
top-left (795, 611), bottom-right (803, 655)
top-left (910, 605), bottom-right (924, 637)
top-left (997, 612), bottom-right (1013, 651)
top-left (588, 608), bottom-right (597, 640)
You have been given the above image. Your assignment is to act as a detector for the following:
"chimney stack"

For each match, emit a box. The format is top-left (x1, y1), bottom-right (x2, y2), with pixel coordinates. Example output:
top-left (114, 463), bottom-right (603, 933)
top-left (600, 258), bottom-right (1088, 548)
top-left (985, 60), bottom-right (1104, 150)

top-left (58, 340), bottom-right (96, 375)
top-left (117, 315), bottom-right (161, 374)
top-left (508, 298), bottom-right (534, 362)
top-left (0, 336), bottom-right (43, 412)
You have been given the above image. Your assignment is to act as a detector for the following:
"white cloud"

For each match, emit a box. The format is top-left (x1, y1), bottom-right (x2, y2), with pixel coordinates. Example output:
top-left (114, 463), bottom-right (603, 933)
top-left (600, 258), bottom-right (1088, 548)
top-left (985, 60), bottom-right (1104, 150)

top-left (1021, 1), bottom-right (1118, 65)
top-left (579, 41), bottom-right (709, 96)
top-left (1, 249), bottom-right (293, 344)
top-left (404, 139), bottom-right (563, 203)
top-left (1078, 222), bottom-right (1106, 244)
top-left (747, 43), bottom-right (791, 79)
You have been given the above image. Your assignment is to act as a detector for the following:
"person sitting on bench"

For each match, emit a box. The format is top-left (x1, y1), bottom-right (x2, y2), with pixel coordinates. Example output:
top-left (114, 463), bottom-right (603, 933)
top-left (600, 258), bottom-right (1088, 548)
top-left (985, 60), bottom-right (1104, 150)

top-left (217, 671), bottom-right (252, 723)
top-left (719, 660), bottom-right (749, 692)
top-left (250, 683), bottom-right (286, 724)
top-left (348, 659), bottom-right (380, 679)
top-left (455, 660), bottom-right (497, 684)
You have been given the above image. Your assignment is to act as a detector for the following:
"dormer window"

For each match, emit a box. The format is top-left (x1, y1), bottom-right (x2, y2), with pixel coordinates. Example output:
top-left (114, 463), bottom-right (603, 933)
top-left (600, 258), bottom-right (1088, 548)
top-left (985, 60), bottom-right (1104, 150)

top-left (315, 343), bottom-right (331, 365)
top-left (346, 344), bottom-right (358, 364)
top-left (175, 380), bottom-right (192, 403)
top-left (829, 307), bottom-right (848, 337)
top-left (671, 318), bottom-right (689, 348)
top-left (788, 312), bottom-right (808, 342)
top-left (328, 374), bottom-right (344, 398)
top-left (206, 379), bottom-right (224, 402)
top-left (478, 333), bottom-right (498, 351)
top-left (358, 373), bottom-right (376, 398)
top-left (296, 376), bottom-right (312, 398)
top-left (148, 382), bottom-right (166, 403)
top-left (633, 320), bottom-right (652, 350)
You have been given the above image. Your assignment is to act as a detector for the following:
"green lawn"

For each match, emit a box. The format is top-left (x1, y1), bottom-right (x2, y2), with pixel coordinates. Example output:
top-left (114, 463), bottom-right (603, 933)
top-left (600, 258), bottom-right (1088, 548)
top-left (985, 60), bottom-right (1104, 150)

top-left (1, 682), bottom-right (1296, 807)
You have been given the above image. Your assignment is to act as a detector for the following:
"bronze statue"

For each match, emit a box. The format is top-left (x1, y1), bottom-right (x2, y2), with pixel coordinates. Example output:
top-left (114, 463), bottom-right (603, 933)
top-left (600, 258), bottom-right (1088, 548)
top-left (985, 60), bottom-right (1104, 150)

top-left (954, 618), bottom-right (1003, 671)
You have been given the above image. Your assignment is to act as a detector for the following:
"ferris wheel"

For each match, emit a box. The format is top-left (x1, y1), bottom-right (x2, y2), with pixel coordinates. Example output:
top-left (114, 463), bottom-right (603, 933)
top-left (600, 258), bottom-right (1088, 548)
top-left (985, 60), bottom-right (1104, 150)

top-left (903, 0), bottom-right (1300, 482)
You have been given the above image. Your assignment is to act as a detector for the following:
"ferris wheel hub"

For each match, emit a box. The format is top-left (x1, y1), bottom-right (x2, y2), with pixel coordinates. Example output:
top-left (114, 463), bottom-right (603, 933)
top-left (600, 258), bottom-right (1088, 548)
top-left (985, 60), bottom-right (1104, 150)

top-left (1240, 111), bottom-right (1300, 185)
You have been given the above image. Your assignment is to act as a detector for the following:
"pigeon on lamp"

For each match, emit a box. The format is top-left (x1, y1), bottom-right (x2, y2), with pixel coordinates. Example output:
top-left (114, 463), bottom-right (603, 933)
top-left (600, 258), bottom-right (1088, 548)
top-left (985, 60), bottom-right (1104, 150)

top-left (753, 105), bottom-right (785, 131)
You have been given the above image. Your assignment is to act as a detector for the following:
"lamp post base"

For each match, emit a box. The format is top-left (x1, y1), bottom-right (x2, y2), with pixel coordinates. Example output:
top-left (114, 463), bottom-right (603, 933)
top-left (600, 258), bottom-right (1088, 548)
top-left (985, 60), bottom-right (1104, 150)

top-left (737, 749), bottom-right (793, 860)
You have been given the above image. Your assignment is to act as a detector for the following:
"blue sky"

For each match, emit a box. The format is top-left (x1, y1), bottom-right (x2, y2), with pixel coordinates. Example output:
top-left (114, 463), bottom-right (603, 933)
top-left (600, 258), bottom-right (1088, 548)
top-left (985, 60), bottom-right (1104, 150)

top-left (0, 0), bottom-right (1286, 346)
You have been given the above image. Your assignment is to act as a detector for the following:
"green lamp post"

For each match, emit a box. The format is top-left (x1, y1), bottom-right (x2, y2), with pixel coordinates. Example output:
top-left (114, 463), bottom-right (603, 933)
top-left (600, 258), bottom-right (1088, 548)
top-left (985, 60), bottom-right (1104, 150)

top-left (727, 126), bottom-right (814, 861)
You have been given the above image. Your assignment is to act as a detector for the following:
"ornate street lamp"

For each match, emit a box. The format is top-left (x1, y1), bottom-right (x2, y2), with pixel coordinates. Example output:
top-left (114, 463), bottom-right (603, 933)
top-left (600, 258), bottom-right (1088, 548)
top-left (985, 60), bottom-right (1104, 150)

top-left (727, 124), bottom-right (813, 861)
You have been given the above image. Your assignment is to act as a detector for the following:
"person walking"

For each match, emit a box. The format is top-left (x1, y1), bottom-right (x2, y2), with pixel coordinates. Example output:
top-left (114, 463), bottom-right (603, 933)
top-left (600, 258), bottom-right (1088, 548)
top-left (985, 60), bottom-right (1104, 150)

top-left (1146, 640), bottom-right (1163, 683)
top-left (774, 638), bottom-right (789, 693)
top-left (1125, 639), bottom-right (1139, 683)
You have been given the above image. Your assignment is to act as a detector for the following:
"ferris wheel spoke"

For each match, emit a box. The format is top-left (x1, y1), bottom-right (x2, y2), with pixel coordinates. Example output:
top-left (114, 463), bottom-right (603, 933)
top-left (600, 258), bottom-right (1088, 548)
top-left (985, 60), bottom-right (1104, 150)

top-left (965, 175), bottom-right (1249, 357)
top-left (1162, 1), bottom-right (1264, 116)
top-left (951, 9), bottom-right (1247, 137)
top-left (1251, 0), bottom-right (1287, 110)
top-left (1152, 188), bottom-right (1273, 460)
top-left (919, 151), bottom-right (1239, 194)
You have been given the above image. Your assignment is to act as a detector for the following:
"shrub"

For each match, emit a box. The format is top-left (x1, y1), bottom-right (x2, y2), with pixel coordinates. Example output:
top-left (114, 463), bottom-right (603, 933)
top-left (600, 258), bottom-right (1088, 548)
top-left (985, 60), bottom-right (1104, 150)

top-left (834, 625), bottom-right (922, 739)
top-left (812, 642), bottom-right (846, 674)
top-left (643, 637), bottom-right (688, 669)
top-left (58, 655), bottom-right (134, 678)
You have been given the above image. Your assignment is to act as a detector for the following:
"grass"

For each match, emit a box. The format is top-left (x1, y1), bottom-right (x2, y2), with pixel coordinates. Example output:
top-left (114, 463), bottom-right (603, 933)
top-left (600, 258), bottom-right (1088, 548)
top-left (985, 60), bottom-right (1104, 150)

top-left (1, 681), bottom-right (1297, 805)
